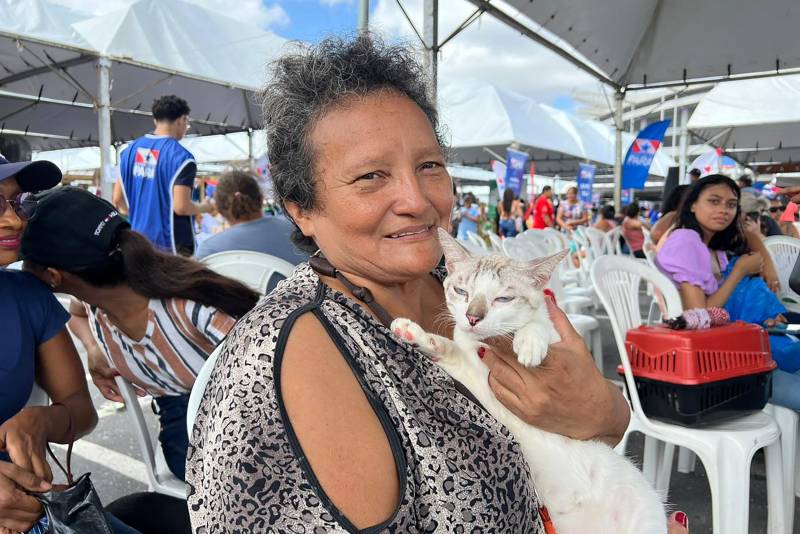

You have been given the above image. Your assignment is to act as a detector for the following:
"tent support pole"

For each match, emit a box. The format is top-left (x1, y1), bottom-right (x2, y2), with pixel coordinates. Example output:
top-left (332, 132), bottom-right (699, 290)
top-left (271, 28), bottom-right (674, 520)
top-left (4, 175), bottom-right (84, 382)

top-left (358, 0), bottom-right (369, 32)
top-left (97, 56), bottom-right (113, 202)
top-left (423, 0), bottom-right (438, 103)
top-left (678, 107), bottom-right (689, 183)
top-left (613, 90), bottom-right (624, 211)
top-left (247, 128), bottom-right (255, 171)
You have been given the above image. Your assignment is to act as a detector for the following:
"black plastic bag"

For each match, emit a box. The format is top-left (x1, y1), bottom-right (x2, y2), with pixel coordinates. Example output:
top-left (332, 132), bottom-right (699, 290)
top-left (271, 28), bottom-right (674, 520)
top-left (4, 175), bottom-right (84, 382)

top-left (35, 472), bottom-right (112, 534)
top-left (30, 408), bottom-right (113, 534)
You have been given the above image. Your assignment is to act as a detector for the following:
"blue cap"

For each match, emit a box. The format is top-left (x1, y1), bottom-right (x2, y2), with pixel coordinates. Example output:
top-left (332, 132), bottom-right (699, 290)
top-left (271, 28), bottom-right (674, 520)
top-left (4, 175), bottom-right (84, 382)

top-left (0, 155), bottom-right (61, 192)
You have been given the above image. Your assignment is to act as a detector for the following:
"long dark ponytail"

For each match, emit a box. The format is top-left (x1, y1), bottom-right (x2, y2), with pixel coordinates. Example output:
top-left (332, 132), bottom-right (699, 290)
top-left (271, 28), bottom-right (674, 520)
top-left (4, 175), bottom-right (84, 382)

top-left (70, 228), bottom-right (259, 318)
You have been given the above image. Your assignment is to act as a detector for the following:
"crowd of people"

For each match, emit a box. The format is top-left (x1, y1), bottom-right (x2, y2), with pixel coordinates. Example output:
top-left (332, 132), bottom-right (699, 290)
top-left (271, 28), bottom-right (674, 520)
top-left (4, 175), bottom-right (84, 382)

top-left (18, 31), bottom-right (800, 533)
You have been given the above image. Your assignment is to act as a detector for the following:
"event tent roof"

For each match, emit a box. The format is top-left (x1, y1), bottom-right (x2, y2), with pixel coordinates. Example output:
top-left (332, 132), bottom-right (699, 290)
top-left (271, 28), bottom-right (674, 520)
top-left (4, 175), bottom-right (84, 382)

top-left (440, 81), bottom-right (672, 177)
top-left (467, 0), bottom-right (800, 90)
top-left (0, 0), bottom-right (285, 150)
top-left (687, 74), bottom-right (800, 169)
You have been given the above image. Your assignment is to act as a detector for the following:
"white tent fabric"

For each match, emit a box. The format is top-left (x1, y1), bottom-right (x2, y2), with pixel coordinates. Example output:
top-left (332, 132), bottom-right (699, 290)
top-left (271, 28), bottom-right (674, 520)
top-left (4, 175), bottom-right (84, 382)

top-left (440, 81), bottom-right (672, 177)
top-left (33, 130), bottom-right (268, 171)
top-left (0, 0), bottom-right (285, 150)
top-left (473, 0), bottom-right (800, 89)
top-left (687, 74), bottom-right (800, 166)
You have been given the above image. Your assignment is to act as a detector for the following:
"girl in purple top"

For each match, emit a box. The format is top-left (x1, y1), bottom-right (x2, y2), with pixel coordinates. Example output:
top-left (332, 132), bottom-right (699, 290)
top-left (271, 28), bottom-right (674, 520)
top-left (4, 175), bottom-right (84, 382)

top-left (656, 174), bottom-right (800, 410)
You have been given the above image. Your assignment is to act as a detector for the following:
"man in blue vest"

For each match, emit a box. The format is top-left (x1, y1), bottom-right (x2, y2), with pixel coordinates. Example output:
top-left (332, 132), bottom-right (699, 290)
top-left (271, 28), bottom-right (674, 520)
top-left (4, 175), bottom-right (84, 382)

top-left (113, 95), bottom-right (213, 255)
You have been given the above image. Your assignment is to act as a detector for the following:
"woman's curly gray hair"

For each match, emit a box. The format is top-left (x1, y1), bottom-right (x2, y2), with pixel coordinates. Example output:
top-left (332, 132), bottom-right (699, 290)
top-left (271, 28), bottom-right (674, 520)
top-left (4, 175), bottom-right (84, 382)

top-left (261, 33), bottom-right (445, 252)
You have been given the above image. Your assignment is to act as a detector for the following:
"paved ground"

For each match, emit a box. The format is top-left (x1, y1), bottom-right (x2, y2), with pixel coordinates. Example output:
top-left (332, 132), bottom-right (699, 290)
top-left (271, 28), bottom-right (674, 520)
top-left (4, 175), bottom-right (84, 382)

top-left (59, 311), bottom-right (797, 533)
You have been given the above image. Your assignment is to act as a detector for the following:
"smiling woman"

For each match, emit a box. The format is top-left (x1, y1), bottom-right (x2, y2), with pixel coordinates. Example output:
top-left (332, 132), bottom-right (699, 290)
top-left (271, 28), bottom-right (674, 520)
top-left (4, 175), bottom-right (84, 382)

top-left (187, 33), bottom-right (631, 533)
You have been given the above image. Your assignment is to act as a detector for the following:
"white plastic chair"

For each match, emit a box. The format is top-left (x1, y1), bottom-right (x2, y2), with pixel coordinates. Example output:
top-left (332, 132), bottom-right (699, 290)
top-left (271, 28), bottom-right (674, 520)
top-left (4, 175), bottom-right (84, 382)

top-left (605, 226), bottom-right (625, 255)
top-left (203, 250), bottom-right (295, 295)
top-left (460, 237), bottom-right (489, 256)
top-left (187, 343), bottom-right (225, 434)
top-left (488, 232), bottom-right (504, 253)
top-left (763, 235), bottom-right (800, 313)
top-left (591, 255), bottom-right (786, 534)
top-left (114, 377), bottom-right (188, 499)
top-left (583, 226), bottom-right (609, 261)
top-left (466, 230), bottom-right (488, 252)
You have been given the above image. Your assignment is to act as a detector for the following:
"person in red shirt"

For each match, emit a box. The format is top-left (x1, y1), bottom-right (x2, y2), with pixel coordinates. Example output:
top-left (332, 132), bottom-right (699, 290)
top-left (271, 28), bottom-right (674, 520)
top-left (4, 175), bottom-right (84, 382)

top-left (530, 186), bottom-right (555, 229)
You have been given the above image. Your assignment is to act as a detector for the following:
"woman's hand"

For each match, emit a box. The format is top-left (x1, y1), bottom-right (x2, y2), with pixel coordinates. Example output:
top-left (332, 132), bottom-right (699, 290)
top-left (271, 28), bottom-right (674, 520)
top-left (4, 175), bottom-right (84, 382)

top-left (0, 461), bottom-right (49, 532)
top-left (87, 347), bottom-right (145, 402)
top-left (481, 297), bottom-right (630, 443)
top-left (0, 408), bottom-right (52, 482)
top-left (735, 252), bottom-right (764, 276)
top-left (667, 511), bottom-right (689, 533)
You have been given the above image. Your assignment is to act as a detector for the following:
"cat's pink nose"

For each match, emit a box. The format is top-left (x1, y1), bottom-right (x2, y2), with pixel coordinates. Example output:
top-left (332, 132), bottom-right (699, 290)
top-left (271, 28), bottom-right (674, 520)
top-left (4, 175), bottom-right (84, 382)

top-left (466, 314), bottom-right (482, 326)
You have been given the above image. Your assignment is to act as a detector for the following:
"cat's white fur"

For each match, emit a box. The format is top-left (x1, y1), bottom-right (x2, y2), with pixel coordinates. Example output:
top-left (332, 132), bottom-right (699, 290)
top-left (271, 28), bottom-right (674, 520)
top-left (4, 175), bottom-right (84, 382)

top-left (391, 228), bottom-right (666, 534)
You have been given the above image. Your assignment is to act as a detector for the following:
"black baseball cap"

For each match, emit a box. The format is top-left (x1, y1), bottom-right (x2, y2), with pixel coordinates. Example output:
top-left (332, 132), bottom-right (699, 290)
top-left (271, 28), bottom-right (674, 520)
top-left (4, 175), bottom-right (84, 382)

top-left (0, 155), bottom-right (62, 192)
top-left (20, 186), bottom-right (130, 271)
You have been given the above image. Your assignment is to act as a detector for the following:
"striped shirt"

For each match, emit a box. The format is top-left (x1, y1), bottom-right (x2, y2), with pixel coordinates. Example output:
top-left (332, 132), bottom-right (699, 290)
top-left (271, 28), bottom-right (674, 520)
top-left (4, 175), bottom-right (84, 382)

top-left (86, 298), bottom-right (235, 396)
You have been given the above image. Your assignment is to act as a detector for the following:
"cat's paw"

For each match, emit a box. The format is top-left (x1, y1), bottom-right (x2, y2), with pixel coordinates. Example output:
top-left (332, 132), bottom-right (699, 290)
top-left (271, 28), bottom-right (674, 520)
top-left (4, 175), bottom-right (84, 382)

top-left (391, 318), bottom-right (443, 360)
top-left (513, 332), bottom-right (549, 368)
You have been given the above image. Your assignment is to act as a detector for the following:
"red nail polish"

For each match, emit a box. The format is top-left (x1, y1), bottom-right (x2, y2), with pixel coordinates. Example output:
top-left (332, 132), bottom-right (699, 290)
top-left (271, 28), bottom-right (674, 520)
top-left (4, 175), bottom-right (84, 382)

top-left (477, 347), bottom-right (486, 359)
top-left (674, 511), bottom-right (688, 528)
top-left (543, 288), bottom-right (556, 305)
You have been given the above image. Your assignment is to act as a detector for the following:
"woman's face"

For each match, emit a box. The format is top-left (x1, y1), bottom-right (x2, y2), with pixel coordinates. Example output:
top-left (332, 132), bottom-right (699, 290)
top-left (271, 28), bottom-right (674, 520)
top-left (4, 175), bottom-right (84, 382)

top-left (691, 183), bottom-right (739, 236)
top-left (0, 177), bottom-right (24, 266)
top-left (291, 91), bottom-right (453, 283)
top-left (566, 188), bottom-right (577, 202)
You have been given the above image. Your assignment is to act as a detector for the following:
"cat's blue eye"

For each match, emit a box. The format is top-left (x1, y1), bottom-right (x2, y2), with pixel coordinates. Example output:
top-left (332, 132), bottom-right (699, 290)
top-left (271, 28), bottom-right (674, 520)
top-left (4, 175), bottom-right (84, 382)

top-left (453, 287), bottom-right (468, 297)
top-left (494, 296), bottom-right (515, 303)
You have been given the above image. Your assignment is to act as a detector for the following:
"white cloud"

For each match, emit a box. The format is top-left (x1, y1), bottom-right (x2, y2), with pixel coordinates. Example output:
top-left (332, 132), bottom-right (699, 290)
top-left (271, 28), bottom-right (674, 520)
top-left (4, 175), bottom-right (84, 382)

top-left (370, 0), bottom-right (598, 106)
top-left (51, 0), bottom-right (289, 29)
top-left (320, 0), bottom-right (354, 6)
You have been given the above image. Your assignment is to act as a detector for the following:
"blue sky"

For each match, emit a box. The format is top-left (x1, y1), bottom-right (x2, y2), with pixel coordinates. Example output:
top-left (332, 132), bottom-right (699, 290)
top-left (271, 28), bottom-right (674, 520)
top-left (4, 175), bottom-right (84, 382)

top-left (261, 0), bottom-right (583, 112)
top-left (274, 0), bottom-right (360, 42)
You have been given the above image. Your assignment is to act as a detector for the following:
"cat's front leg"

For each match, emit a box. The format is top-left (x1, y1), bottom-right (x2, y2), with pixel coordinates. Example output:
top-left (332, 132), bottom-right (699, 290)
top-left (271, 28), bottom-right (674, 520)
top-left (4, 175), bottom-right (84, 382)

top-left (513, 322), bottom-right (559, 368)
top-left (391, 318), bottom-right (457, 363)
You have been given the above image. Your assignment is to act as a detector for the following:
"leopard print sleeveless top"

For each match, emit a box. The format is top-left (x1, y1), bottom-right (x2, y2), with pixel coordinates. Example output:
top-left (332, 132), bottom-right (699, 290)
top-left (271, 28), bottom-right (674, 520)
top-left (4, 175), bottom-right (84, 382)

top-left (187, 263), bottom-right (544, 533)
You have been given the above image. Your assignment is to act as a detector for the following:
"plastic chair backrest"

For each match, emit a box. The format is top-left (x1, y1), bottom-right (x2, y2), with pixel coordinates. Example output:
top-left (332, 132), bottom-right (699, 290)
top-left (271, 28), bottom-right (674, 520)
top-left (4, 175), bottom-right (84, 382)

top-left (605, 226), bottom-right (624, 255)
top-left (488, 232), bottom-right (504, 252)
top-left (186, 342), bottom-right (225, 434)
top-left (590, 256), bottom-right (683, 417)
top-left (203, 250), bottom-right (295, 295)
top-left (466, 230), bottom-right (488, 251)
top-left (583, 227), bottom-right (608, 260)
top-left (503, 237), bottom-right (546, 261)
top-left (114, 377), bottom-right (187, 498)
top-left (764, 235), bottom-right (800, 302)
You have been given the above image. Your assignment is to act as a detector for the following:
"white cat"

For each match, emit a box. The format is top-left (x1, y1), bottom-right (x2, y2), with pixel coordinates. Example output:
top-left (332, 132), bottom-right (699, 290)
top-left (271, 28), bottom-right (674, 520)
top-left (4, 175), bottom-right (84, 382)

top-left (391, 228), bottom-right (667, 534)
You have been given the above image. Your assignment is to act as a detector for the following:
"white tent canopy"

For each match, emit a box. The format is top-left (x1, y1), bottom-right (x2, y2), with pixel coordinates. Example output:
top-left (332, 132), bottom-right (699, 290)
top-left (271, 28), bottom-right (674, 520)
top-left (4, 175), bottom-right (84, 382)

top-left (469, 0), bottom-right (800, 90)
top-left (687, 74), bottom-right (800, 167)
top-left (0, 0), bottom-right (285, 150)
top-left (440, 81), bottom-right (672, 178)
top-left (33, 130), bottom-right (268, 172)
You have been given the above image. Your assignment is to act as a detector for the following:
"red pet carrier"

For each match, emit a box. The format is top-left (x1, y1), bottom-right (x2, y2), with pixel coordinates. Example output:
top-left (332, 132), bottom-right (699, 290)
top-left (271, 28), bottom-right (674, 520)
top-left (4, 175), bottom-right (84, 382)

top-left (620, 321), bottom-right (776, 426)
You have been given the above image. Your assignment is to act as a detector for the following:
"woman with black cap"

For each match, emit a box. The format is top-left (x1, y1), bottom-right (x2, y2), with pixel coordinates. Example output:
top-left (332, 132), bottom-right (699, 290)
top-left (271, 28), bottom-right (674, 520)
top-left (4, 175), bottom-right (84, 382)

top-left (0, 157), bottom-right (118, 533)
top-left (20, 186), bottom-right (259, 483)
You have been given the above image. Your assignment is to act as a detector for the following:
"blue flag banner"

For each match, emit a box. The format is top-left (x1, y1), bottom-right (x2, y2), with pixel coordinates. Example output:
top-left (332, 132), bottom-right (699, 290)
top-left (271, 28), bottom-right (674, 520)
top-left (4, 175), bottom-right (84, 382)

top-left (622, 119), bottom-right (670, 190)
top-left (621, 188), bottom-right (633, 206)
top-left (504, 148), bottom-right (528, 197)
top-left (576, 163), bottom-right (596, 204)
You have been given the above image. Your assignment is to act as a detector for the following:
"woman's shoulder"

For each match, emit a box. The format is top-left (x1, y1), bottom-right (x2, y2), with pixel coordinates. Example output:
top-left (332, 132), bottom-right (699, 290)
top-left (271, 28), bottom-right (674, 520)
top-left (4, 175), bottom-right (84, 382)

top-left (662, 228), bottom-right (703, 245)
top-left (0, 269), bottom-right (51, 297)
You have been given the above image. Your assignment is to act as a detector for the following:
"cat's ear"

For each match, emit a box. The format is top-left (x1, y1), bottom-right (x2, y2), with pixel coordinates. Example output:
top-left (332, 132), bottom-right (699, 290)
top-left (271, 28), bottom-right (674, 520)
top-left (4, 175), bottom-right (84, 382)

top-left (438, 227), bottom-right (472, 272)
top-left (525, 249), bottom-right (569, 289)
